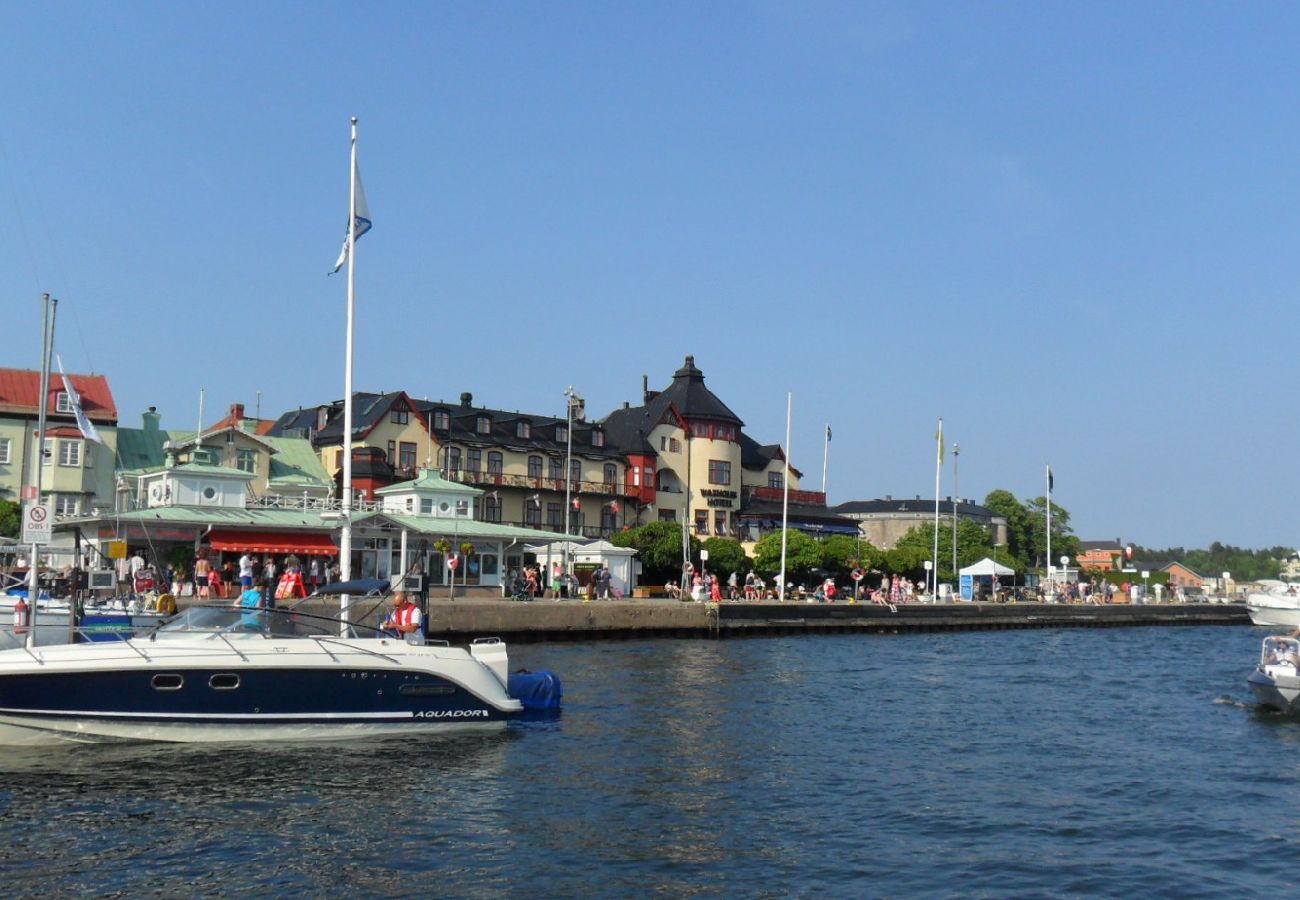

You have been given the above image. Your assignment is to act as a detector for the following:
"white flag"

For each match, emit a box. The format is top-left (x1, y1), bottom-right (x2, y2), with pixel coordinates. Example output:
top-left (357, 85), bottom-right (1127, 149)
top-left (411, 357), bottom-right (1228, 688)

top-left (56, 356), bottom-right (103, 444)
top-left (330, 163), bottom-right (372, 274)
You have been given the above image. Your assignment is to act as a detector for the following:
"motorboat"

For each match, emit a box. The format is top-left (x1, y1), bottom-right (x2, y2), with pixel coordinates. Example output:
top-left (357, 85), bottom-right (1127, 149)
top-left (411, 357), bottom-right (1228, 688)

top-left (1245, 590), bottom-right (1300, 628)
top-left (0, 579), bottom-right (560, 745)
top-left (1248, 634), bottom-right (1300, 713)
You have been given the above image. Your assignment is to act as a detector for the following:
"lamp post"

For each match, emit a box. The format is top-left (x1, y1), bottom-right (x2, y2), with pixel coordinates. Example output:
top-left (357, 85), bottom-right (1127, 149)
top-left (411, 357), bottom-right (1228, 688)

top-left (562, 386), bottom-right (581, 578)
top-left (951, 443), bottom-right (959, 577)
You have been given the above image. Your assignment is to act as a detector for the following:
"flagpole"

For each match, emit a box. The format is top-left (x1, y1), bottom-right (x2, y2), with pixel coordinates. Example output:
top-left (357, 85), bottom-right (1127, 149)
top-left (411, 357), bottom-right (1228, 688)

top-left (27, 295), bottom-right (56, 649)
top-left (932, 418), bottom-right (942, 599)
top-left (951, 443), bottom-right (959, 578)
top-left (778, 392), bottom-right (791, 602)
top-left (340, 116), bottom-right (358, 633)
top-left (1045, 464), bottom-right (1052, 598)
top-left (821, 424), bottom-right (829, 497)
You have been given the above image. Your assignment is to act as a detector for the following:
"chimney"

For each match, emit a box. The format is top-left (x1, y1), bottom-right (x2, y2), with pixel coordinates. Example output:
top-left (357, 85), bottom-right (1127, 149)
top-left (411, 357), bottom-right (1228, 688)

top-left (642, 375), bottom-right (650, 403)
top-left (572, 397), bottom-right (586, 422)
top-left (460, 392), bottom-right (473, 408)
top-left (142, 406), bottom-right (161, 433)
top-left (623, 401), bottom-right (630, 409)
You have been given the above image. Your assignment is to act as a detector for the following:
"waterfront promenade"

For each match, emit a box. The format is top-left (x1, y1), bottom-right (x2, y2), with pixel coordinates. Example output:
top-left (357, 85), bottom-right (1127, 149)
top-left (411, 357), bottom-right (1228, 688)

top-left (311, 597), bottom-right (1248, 643)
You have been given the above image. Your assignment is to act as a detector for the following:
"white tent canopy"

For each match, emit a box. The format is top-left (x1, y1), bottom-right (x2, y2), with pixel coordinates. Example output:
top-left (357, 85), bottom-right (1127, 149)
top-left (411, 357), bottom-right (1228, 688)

top-left (959, 557), bottom-right (1015, 577)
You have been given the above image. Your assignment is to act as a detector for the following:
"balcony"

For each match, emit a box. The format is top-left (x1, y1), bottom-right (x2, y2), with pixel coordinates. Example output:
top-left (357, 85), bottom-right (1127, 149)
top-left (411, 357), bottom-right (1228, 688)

top-left (445, 469), bottom-right (638, 498)
top-left (748, 486), bottom-right (827, 505)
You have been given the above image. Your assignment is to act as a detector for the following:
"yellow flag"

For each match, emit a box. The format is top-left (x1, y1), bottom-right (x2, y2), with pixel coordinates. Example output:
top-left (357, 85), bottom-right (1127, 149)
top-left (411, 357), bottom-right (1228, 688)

top-left (936, 419), bottom-right (944, 465)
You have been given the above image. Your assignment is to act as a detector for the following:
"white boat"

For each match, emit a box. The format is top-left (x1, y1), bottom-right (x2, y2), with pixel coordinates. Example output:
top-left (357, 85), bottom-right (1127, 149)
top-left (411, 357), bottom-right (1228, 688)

top-left (1248, 634), bottom-right (1300, 713)
top-left (0, 580), bottom-right (557, 745)
top-left (1245, 590), bottom-right (1300, 627)
top-left (0, 594), bottom-right (73, 649)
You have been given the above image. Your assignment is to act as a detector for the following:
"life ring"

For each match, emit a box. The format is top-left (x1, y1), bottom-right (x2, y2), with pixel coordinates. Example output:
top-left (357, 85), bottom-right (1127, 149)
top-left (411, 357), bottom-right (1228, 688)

top-left (850, 568), bottom-right (864, 581)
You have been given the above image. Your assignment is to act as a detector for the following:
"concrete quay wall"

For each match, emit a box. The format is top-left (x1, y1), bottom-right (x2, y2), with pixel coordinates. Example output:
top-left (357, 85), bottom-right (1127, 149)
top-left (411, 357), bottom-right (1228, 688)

top-left (410, 600), bottom-right (1249, 643)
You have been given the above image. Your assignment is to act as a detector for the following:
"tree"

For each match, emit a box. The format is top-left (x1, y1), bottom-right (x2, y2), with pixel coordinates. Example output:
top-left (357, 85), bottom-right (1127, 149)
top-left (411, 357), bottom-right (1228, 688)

top-left (983, 489), bottom-right (1031, 567)
top-left (0, 499), bottom-right (18, 540)
top-left (609, 521), bottom-right (700, 583)
top-left (701, 537), bottom-right (748, 578)
top-left (887, 520), bottom-right (999, 583)
top-left (752, 530), bottom-right (822, 584)
top-left (816, 534), bottom-right (882, 578)
top-left (1024, 496), bottom-right (1080, 571)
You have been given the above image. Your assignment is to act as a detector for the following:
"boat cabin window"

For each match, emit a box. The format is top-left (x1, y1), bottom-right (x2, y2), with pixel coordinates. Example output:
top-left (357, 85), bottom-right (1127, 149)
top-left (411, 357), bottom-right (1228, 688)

top-left (399, 683), bottom-right (456, 697)
top-left (1263, 637), bottom-right (1300, 667)
top-left (209, 673), bottom-right (241, 690)
top-left (152, 674), bottom-right (184, 691)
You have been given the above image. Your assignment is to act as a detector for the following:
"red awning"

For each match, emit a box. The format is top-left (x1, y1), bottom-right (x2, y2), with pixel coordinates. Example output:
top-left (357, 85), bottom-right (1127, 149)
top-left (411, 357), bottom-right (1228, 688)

top-left (208, 529), bottom-right (338, 555)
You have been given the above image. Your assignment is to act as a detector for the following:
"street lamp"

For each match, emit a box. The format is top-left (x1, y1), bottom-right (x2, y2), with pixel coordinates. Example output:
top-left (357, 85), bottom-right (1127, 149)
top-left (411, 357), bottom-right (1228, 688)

top-left (562, 386), bottom-right (581, 577)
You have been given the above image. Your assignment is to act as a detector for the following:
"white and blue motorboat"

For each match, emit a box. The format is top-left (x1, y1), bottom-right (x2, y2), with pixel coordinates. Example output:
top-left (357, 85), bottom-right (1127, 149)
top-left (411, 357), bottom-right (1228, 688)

top-left (1248, 634), bottom-right (1300, 713)
top-left (0, 580), bottom-right (560, 745)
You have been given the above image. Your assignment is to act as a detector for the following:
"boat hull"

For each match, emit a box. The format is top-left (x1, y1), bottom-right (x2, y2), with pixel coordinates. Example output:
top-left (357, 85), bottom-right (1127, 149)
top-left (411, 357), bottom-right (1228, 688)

top-left (0, 637), bottom-right (522, 744)
top-left (1248, 667), bottom-right (1300, 713)
top-left (1245, 593), bottom-right (1300, 628)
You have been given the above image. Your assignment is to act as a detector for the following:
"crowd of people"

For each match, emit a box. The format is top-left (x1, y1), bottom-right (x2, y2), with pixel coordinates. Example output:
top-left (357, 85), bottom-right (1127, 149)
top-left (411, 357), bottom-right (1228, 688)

top-left (123, 549), bottom-right (342, 606)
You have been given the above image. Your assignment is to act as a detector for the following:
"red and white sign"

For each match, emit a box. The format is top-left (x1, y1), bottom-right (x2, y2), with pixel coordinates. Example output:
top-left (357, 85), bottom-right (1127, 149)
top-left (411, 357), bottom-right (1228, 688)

top-left (448, 557), bottom-right (459, 571)
top-left (21, 502), bottom-right (52, 545)
top-left (21, 484), bottom-right (37, 501)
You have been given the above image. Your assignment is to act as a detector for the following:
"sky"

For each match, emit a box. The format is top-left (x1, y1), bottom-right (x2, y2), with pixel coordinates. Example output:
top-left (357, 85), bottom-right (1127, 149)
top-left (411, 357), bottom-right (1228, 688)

top-left (4, 2), bottom-right (1300, 550)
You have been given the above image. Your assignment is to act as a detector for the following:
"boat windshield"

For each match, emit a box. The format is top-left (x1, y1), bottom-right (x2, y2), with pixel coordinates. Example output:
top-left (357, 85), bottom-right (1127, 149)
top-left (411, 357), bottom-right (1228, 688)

top-left (154, 605), bottom-right (378, 638)
top-left (1262, 636), bottom-right (1300, 668)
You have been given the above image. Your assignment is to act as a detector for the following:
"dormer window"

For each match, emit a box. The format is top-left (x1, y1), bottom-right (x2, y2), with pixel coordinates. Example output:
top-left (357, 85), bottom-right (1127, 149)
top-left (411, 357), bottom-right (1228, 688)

top-left (591, 429), bottom-right (605, 448)
top-left (555, 425), bottom-right (568, 443)
top-left (516, 421), bottom-right (531, 439)
top-left (476, 416), bottom-right (491, 434)
top-left (390, 409), bottom-right (409, 425)
top-left (55, 392), bottom-right (73, 414)
top-left (433, 410), bottom-right (450, 430)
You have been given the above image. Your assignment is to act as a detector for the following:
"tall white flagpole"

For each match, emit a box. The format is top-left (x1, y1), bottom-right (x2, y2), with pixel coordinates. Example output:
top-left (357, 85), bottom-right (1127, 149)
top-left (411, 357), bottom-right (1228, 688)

top-left (821, 424), bottom-right (829, 497)
top-left (1045, 464), bottom-right (1052, 596)
top-left (340, 116), bottom-right (358, 632)
top-left (26, 295), bottom-right (56, 649)
top-left (778, 392), bottom-right (792, 602)
top-left (932, 418), bottom-right (942, 598)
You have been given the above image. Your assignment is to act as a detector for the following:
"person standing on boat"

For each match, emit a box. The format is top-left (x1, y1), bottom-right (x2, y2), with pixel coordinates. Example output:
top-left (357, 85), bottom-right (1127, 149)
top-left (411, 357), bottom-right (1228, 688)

top-left (382, 592), bottom-right (423, 639)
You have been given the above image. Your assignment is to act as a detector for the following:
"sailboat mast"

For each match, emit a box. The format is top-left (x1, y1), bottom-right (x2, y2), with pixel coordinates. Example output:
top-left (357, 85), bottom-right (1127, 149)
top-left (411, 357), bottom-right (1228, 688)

top-left (339, 117), bottom-right (359, 632)
top-left (27, 295), bottom-right (56, 649)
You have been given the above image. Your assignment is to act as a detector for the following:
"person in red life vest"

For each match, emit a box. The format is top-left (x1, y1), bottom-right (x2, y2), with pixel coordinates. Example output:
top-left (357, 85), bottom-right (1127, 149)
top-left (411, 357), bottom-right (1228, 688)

top-left (382, 592), bottom-right (423, 640)
top-left (274, 562), bottom-right (307, 604)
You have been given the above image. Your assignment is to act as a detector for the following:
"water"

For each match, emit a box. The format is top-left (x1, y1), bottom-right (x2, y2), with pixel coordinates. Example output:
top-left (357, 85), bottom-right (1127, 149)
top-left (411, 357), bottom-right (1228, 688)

top-left (1, 625), bottom-right (1296, 897)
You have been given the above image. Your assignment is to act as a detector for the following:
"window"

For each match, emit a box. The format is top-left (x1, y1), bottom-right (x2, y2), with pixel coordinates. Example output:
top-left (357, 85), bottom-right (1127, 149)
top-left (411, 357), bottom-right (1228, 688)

top-left (555, 425), bottom-right (568, 443)
top-left (466, 449), bottom-right (481, 472)
top-left (483, 494), bottom-right (502, 523)
top-left (717, 425), bottom-right (735, 441)
top-left (601, 505), bottom-right (618, 532)
top-left (546, 502), bottom-right (563, 526)
top-left (446, 447), bottom-right (461, 474)
top-left (517, 421), bottom-right (531, 439)
top-left (548, 457), bottom-right (563, 480)
top-left (476, 416), bottom-right (491, 434)
top-left (386, 440), bottom-right (397, 464)
top-left (390, 409), bottom-right (409, 425)
top-left (525, 499), bottom-right (541, 526)
top-left (694, 509), bottom-right (709, 535)
top-left (55, 392), bottom-right (73, 414)
top-left (708, 460), bottom-right (731, 485)
top-left (399, 442), bottom-right (417, 469)
top-left (715, 510), bottom-right (728, 536)
top-left (769, 472), bottom-right (784, 490)
top-left (433, 410), bottom-right (450, 430)
top-left (570, 459), bottom-right (581, 485)
top-left (528, 455), bottom-right (543, 478)
top-left (691, 422), bottom-right (710, 438)
top-left (487, 451), bottom-right (503, 475)
top-left (236, 448), bottom-right (257, 473)
top-left (632, 466), bottom-right (640, 487)
top-left (0, 437), bottom-right (9, 464)
top-left (455, 499), bottom-right (470, 517)
top-left (420, 498), bottom-right (434, 514)
top-left (660, 436), bottom-right (668, 451)
top-left (42, 437), bottom-right (52, 466)
top-left (58, 439), bottom-right (81, 467)
top-left (604, 463), bottom-right (617, 485)
top-left (55, 495), bottom-right (79, 516)
top-left (669, 438), bottom-right (681, 453)
top-left (658, 509), bottom-right (677, 522)
top-left (591, 429), bottom-right (604, 448)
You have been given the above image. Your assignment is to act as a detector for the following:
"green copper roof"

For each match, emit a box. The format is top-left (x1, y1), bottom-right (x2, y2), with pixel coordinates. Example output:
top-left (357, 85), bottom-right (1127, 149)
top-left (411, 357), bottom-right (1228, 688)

top-left (264, 436), bottom-right (331, 488)
top-left (352, 511), bottom-right (570, 541)
top-left (373, 468), bottom-right (482, 496)
top-left (57, 507), bottom-right (340, 529)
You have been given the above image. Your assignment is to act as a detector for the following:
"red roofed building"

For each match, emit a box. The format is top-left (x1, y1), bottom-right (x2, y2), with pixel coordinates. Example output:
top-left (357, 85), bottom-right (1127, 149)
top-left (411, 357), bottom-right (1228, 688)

top-left (0, 367), bottom-right (119, 520)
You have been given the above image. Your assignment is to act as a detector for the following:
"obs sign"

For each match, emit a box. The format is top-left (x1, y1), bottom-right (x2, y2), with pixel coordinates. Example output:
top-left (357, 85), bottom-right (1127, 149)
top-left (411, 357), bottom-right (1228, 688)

top-left (21, 502), bottom-right (52, 545)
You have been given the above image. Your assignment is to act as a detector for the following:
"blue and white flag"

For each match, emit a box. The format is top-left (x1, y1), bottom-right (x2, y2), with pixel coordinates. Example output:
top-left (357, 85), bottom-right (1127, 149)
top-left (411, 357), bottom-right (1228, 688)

top-left (330, 163), bottom-right (372, 274)
top-left (56, 355), bottom-right (103, 444)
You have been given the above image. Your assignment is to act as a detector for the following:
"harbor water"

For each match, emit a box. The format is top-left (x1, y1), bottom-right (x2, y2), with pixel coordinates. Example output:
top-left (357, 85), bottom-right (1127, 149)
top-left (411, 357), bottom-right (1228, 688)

top-left (0, 624), bottom-right (1294, 896)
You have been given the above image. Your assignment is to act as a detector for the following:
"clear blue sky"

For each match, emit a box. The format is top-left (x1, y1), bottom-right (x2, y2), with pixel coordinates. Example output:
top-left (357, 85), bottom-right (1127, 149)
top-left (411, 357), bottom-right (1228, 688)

top-left (5, 2), bottom-right (1299, 550)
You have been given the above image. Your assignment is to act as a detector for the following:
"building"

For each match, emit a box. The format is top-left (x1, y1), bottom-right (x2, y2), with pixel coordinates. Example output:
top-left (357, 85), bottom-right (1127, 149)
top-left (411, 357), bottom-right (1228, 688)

top-left (830, 497), bottom-right (1009, 550)
top-left (0, 367), bottom-right (119, 520)
top-left (1076, 540), bottom-right (1125, 571)
top-left (601, 356), bottom-right (855, 541)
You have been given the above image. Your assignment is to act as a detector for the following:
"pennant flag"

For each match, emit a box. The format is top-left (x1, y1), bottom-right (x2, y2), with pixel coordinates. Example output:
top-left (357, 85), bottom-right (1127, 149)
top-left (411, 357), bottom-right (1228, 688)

top-left (1047, 464), bottom-right (1054, 493)
top-left (56, 356), bottom-right (103, 444)
top-left (935, 419), bottom-right (944, 465)
top-left (330, 164), bottom-right (372, 274)
top-left (826, 424), bottom-right (832, 442)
